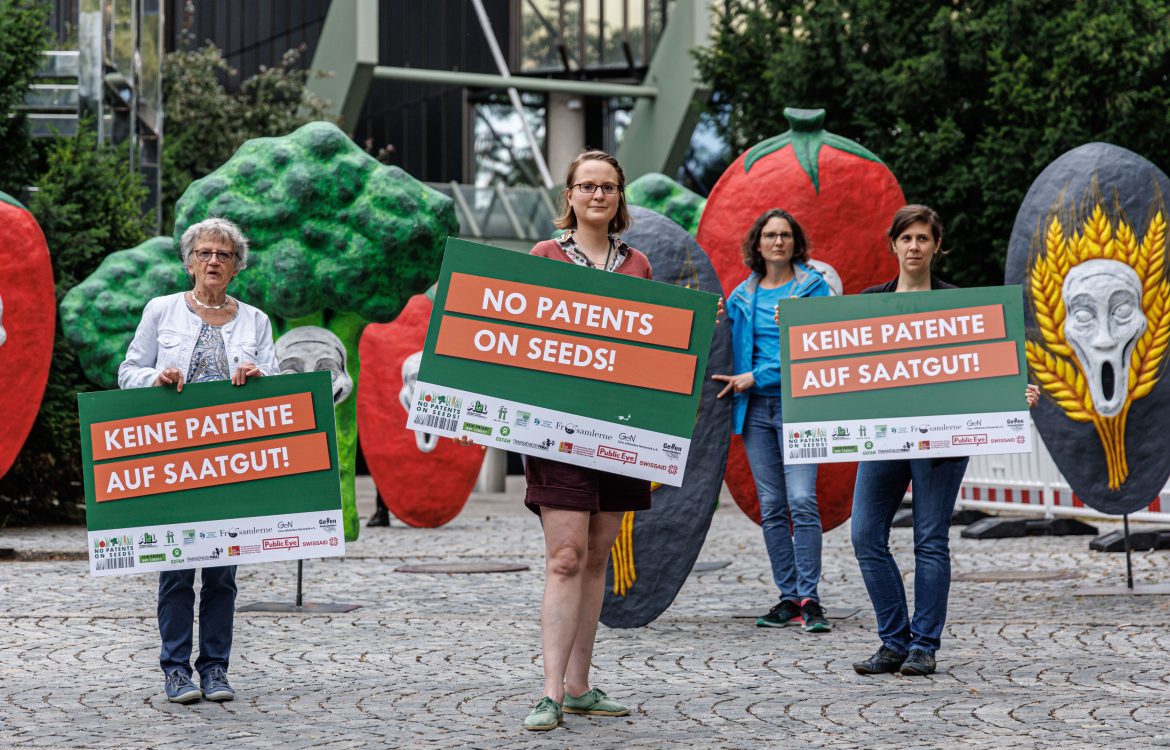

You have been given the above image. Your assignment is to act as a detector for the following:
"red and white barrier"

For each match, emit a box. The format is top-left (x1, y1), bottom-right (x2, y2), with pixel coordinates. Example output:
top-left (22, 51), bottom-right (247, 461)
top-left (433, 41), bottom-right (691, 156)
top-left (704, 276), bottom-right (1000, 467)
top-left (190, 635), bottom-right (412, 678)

top-left (958, 425), bottom-right (1170, 523)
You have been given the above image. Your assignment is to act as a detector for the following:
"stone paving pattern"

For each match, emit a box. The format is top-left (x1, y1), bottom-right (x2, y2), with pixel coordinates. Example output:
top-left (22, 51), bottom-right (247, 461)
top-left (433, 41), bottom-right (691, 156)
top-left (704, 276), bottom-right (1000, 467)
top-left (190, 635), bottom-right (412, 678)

top-left (2, 476), bottom-right (1169, 749)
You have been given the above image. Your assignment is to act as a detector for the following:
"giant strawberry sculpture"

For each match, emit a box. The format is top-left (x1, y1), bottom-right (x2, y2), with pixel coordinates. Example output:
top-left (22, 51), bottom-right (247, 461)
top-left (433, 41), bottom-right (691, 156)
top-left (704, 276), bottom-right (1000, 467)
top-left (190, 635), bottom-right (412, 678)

top-left (696, 108), bottom-right (903, 531)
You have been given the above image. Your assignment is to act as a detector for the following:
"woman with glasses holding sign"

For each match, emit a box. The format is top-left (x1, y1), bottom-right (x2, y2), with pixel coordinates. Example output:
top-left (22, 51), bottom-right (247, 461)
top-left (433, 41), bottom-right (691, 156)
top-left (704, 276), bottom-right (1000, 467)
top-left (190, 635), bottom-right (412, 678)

top-left (850, 205), bottom-right (1039, 677)
top-left (520, 150), bottom-right (651, 731)
top-left (713, 209), bottom-right (834, 634)
top-left (118, 217), bottom-right (278, 704)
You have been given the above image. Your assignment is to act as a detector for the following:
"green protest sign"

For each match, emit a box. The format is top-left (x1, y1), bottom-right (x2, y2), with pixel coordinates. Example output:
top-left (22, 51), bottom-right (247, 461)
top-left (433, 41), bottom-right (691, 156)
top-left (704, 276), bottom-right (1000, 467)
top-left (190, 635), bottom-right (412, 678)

top-left (79, 371), bottom-right (343, 576)
top-left (408, 238), bottom-right (719, 485)
top-left (778, 286), bottom-right (1032, 462)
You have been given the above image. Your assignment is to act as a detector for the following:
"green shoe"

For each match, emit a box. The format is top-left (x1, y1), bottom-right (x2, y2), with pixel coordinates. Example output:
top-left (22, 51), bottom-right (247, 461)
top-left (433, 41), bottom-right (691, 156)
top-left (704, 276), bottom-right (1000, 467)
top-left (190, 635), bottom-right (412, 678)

top-left (523, 696), bottom-right (563, 731)
top-left (562, 687), bottom-right (629, 716)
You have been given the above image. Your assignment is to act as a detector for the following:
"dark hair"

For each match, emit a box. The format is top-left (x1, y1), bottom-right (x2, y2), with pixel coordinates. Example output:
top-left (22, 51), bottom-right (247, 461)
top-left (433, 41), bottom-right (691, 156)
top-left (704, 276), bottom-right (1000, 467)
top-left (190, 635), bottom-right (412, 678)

top-left (887, 204), bottom-right (946, 254)
top-left (554, 149), bottom-right (631, 235)
top-left (740, 208), bottom-right (810, 275)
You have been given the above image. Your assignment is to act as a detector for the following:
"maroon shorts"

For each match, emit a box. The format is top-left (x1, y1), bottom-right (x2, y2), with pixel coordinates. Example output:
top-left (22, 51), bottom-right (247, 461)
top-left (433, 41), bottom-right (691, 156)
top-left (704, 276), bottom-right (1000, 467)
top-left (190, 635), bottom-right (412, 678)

top-left (524, 455), bottom-right (652, 515)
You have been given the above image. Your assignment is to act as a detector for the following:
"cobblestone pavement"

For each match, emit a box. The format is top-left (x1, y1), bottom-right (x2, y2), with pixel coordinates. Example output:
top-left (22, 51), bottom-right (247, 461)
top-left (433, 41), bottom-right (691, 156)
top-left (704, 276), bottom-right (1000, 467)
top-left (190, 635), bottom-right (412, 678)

top-left (2, 476), bottom-right (1169, 749)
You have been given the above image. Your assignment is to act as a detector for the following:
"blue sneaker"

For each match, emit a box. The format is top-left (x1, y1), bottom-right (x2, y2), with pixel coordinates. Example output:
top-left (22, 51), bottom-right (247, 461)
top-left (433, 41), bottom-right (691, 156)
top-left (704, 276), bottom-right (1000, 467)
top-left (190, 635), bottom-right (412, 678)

top-left (165, 670), bottom-right (201, 704)
top-left (200, 666), bottom-right (235, 702)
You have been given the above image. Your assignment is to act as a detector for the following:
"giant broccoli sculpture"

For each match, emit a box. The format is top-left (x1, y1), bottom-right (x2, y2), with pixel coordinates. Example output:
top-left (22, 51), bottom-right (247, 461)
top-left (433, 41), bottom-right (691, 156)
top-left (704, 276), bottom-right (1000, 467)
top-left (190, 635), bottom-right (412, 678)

top-left (61, 122), bottom-right (458, 541)
top-left (625, 172), bottom-right (706, 237)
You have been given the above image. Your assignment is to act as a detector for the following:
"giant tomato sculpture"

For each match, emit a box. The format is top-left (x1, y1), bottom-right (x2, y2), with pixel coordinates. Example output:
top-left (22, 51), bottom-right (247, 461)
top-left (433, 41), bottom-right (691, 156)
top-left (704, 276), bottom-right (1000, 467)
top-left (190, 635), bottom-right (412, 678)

top-left (0, 192), bottom-right (55, 479)
top-left (696, 108), bottom-right (904, 531)
top-left (357, 292), bottom-right (485, 527)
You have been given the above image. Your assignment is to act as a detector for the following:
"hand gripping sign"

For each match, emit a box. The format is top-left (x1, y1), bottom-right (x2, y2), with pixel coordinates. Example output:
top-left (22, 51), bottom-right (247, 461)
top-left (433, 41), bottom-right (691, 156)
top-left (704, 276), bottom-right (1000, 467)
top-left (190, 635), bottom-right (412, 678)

top-left (407, 238), bottom-right (718, 486)
top-left (778, 287), bottom-right (1033, 463)
top-left (79, 371), bottom-right (343, 576)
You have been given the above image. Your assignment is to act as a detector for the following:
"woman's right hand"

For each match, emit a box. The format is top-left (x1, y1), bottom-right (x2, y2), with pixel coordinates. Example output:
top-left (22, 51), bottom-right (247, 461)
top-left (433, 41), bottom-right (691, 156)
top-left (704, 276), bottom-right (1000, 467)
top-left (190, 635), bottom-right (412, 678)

top-left (154, 368), bottom-right (184, 392)
top-left (711, 372), bottom-right (755, 399)
top-left (452, 436), bottom-right (479, 447)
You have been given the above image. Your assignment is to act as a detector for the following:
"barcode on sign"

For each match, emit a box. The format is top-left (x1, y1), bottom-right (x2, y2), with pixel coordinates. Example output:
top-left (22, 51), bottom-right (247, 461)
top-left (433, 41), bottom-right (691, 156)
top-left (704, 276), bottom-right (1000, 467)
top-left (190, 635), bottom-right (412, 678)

top-left (95, 556), bottom-right (135, 571)
top-left (789, 447), bottom-right (827, 459)
top-left (414, 414), bottom-right (457, 432)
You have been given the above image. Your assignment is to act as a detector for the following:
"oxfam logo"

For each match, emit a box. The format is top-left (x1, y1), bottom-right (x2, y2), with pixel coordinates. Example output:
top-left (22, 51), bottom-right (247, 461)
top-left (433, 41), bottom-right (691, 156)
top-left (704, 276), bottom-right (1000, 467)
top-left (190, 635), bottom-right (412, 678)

top-left (500, 426), bottom-right (511, 436)
top-left (864, 441), bottom-right (874, 450)
top-left (171, 548), bottom-right (182, 559)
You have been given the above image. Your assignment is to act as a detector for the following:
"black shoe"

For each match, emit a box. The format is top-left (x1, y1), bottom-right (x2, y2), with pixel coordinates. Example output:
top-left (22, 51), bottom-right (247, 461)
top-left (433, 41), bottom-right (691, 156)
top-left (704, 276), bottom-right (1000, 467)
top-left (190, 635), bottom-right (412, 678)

top-left (899, 648), bottom-right (936, 676)
top-left (800, 598), bottom-right (832, 632)
top-left (756, 599), bottom-right (801, 628)
top-left (366, 504), bottom-right (390, 527)
top-left (853, 646), bottom-right (907, 674)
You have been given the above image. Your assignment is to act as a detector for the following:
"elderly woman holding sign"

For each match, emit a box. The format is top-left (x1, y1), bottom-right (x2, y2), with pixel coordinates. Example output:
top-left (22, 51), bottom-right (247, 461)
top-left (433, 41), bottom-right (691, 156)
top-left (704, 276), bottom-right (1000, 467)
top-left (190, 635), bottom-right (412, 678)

top-left (118, 217), bottom-right (278, 704)
top-left (850, 205), bottom-right (1039, 678)
top-left (516, 150), bottom-right (651, 731)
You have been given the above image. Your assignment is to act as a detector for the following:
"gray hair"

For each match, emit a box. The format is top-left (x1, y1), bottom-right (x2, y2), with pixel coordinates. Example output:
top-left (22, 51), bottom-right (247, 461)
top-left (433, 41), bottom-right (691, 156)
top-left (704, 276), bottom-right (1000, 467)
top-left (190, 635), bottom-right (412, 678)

top-left (179, 218), bottom-right (250, 271)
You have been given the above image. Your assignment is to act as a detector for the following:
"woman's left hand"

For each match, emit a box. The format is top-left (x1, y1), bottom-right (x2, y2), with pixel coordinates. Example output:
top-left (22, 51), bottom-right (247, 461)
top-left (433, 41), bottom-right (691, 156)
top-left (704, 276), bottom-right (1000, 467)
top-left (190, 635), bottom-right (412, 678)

top-left (715, 297), bottom-right (725, 324)
top-left (711, 372), bottom-right (755, 398)
top-left (232, 362), bottom-right (263, 386)
top-left (1025, 383), bottom-right (1040, 408)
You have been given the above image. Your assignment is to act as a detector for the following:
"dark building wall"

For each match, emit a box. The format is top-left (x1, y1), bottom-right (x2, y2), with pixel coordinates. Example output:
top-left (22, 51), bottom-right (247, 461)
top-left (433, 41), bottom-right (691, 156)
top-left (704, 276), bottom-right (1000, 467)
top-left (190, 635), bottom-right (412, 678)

top-left (45, 0), bottom-right (512, 183)
top-left (162, 0), bottom-right (510, 183)
top-left (354, 0), bottom-right (510, 183)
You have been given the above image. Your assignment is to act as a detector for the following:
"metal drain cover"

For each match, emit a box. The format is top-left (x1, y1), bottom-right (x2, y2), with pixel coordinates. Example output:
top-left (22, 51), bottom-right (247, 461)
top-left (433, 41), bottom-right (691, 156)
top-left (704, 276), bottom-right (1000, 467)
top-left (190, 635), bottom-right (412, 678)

top-left (953, 570), bottom-right (1082, 582)
top-left (395, 562), bottom-right (529, 574)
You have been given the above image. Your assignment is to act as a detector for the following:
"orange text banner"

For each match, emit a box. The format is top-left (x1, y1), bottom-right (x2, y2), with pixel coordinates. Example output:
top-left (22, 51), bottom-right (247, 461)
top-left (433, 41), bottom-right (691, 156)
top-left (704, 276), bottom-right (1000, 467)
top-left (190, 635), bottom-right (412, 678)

top-left (434, 316), bottom-right (697, 394)
top-left (788, 304), bottom-right (1006, 361)
top-left (90, 392), bottom-right (317, 461)
top-left (790, 341), bottom-right (1019, 397)
top-left (444, 272), bottom-right (694, 349)
top-left (94, 432), bottom-right (332, 502)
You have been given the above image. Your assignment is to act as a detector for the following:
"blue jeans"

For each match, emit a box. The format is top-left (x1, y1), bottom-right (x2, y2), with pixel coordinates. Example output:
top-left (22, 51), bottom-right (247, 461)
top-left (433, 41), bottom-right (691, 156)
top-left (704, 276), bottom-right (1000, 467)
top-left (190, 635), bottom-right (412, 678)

top-left (158, 566), bottom-right (237, 676)
top-left (850, 457), bottom-right (968, 655)
top-left (741, 396), bottom-right (821, 602)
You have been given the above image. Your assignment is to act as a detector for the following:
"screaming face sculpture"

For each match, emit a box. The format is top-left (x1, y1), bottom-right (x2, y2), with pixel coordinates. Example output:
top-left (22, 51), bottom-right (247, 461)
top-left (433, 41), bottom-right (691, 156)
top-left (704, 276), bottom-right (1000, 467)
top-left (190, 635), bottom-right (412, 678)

top-left (1026, 203), bottom-right (1170, 490)
top-left (276, 326), bottom-right (353, 405)
top-left (398, 351), bottom-right (437, 453)
top-left (1061, 260), bottom-right (1147, 417)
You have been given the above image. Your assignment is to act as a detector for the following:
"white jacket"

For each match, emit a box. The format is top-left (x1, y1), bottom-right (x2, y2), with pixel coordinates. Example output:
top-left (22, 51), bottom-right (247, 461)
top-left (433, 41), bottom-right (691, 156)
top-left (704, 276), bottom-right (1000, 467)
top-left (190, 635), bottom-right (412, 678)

top-left (118, 292), bottom-right (279, 389)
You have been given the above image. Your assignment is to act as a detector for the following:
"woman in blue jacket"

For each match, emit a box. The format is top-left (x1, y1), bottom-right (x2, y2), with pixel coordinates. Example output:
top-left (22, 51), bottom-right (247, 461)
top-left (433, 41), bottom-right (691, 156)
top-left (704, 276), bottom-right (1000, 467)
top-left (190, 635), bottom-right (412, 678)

top-left (713, 208), bottom-right (833, 632)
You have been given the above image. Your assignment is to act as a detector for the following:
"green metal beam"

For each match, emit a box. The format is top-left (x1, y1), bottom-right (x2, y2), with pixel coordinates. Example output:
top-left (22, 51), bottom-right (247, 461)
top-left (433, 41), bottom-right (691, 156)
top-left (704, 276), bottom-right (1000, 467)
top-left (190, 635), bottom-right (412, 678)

top-left (615, 0), bottom-right (711, 181)
top-left (306, 0), bottom-right (378, 128)
top-left (372, 66), bottom-right (657, 99)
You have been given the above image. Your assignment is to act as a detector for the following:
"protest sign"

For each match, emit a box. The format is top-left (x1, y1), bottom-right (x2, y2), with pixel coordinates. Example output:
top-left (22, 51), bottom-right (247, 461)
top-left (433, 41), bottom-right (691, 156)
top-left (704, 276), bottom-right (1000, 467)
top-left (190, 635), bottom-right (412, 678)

top-left (407, 238), bottom-right (718, 486)
top-left (79, 371), bottom-right (343, 576)
top-left (779, 287), bottom-right (1032, 463)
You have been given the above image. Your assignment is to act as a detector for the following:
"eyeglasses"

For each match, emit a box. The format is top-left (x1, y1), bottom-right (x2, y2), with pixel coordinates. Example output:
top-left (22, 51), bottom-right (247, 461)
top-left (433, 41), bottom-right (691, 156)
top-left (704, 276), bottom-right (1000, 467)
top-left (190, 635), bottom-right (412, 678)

top-left (194, 249), bottom-right (237, 263)
top-left (761, 231), bottom-right (794, 243)
top-left (571, 182), bottom-right (622, 195)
